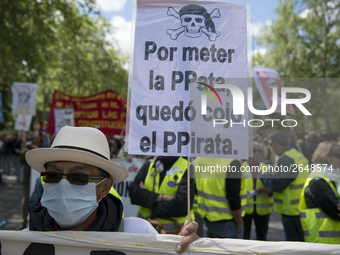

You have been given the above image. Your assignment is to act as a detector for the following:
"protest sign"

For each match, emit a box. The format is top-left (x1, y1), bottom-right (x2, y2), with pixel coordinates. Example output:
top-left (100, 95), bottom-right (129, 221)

top-left (127, 0), bottom-right (251, 159)
top-left (14, 115), bottom-right (32, 131)
top-left (11, 82), bottom-right (38, 116)
top-left (111, 158), bottom-right (146, 217)
top-left (54, 108), bottom-right (75, 133)
top-left (1, 230), bottom-right (339, 255)
top-left (29, 168), bottom-right (40, 196)
top-left (46, 90), bottom-right (127, 135)
top-left (253, 66), bottom-right (295, 115)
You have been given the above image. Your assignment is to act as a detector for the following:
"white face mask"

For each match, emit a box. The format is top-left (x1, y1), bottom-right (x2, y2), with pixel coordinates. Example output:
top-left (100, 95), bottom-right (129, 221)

top-left (41, 178), bottom-right (106, 228)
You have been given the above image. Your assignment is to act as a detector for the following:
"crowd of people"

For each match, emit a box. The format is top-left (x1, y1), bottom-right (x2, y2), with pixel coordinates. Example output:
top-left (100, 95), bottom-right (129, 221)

top-left (127, 130), bottom-right (340, 244)
top-left (0, 127), bottom-right (339, 250)
top-left (193, 130), bottom-right (340, 244)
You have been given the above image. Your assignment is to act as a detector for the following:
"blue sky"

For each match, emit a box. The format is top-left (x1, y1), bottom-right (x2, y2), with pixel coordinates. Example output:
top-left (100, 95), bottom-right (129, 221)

top-left (96, 0), bottom-right (280, 56)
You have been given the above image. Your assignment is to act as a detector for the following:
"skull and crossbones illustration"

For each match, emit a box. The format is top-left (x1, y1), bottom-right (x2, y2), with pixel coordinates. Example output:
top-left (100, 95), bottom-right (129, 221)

top-left (166, 5), bottom-right (221, 41)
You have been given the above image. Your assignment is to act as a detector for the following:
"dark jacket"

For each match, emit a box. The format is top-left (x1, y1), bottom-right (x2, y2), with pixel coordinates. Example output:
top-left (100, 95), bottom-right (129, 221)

top-left (129, 157), bottom-right (195, 219)
top-left (29, 193), bottom-right (124, 231)
top-left (304, 177), bottom-right (340, 221)
top-left (261, 146), bottom-right (300, 192)
top-left (225, 160), bottom-right (242, 210)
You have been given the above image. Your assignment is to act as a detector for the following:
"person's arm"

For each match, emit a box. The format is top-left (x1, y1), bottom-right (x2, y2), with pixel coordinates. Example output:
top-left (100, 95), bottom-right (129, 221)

top-left (150, 166), bottom-right (195, 218)
top-left (225, 161), bottom-right (243, 230)
top-left (14, 141), bottom-right (22, 154)
top-left (129, 161), bottom-right (159, 208)
top-left (256, 186), bottom-right (273, 195)
top-left (307, 178), bottom-right (340, 221)
top-left (261, 155), bottom-right (298, 192)
top-left (231, 208), bottom-right (243, 231)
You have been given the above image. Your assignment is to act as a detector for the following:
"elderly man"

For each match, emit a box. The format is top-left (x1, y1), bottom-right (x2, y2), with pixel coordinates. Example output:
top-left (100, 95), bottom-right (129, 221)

top-left (25, 126), bottom-right (199, 253)
top-left (261, 131), bottom-right (309, 241)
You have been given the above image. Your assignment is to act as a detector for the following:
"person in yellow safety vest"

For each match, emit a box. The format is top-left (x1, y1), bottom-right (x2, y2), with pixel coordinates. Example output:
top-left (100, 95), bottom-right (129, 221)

top-left (243, 141), bottom-right (273, 241)
top-left (195, 157), bottom-right (247, 238)
top-left (299, 142), bottom-right (340, 244)
top-left (129, 156), bottom-right (195, 232)
top-left (261, 131), bottom-right (309, 241)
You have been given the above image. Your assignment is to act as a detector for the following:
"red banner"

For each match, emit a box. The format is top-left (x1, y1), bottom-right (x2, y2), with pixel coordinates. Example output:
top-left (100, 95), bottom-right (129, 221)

top-left (47, 90), bottom-right (127, 135)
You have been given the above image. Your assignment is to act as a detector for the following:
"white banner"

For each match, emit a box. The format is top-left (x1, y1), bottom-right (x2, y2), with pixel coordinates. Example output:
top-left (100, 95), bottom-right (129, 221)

top-left (14, 115), bottom-right (32, 131)
top-left (111, 158), bottom-right (146, 217)
top-left (11, 82), bottom-right (38, 116)
top-left (1, 231), bottom-right (340, 255)
top-left (54, 108), bottom-right (75, 133)
top-left (128, 0), bottom-right (251, 159)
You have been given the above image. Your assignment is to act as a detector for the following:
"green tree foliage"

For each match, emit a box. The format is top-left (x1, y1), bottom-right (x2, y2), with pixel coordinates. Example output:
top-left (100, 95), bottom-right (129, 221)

top-left (254, 0), bottom-right (340, 135)
top-left (0, 0), bottom-right (128, 129)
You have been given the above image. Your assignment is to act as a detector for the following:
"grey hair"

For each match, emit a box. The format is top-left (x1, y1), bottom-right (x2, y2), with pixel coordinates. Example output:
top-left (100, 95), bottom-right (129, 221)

top-left (271, 131), bottom-right (291, 146)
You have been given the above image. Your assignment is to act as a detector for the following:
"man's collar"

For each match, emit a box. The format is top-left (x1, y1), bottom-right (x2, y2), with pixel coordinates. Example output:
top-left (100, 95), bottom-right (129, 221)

top-left (54, 216), bottom-right (98, 231)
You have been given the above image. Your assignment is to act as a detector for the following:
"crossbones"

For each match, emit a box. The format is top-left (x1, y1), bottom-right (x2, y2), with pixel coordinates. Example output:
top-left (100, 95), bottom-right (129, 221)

top-left (166, 5), bottom-right (221, 41)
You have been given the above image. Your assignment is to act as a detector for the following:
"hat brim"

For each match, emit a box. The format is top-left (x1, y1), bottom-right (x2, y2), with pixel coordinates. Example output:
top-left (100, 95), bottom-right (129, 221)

top-left (26, 148), bottom-right (129, 183)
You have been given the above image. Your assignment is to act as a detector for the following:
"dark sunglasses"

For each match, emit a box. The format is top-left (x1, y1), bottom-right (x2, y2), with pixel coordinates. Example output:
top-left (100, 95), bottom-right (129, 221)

top-left (41, 172), bottom-right (107, 185)
top-left (253, 149), bottom-right (262, 153)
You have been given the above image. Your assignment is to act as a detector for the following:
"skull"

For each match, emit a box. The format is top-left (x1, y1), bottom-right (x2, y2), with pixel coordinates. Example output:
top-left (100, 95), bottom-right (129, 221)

top-left (181, 14), bottom-right (205, 38)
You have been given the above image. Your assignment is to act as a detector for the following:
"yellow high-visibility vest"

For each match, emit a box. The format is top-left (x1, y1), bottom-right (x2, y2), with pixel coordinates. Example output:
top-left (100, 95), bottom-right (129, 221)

top-left (138, 157), bottom-right (194, 229)
top-left (192, 194), bottom-right (199, 213)
top-left (195, 157), bottom-right (247, 222)
top-left (273, 148), bottom-right (309, 215)
top-left (243, 161), bottom-right (273, 215)
top-left (299, 171), bottom-right (340, 244)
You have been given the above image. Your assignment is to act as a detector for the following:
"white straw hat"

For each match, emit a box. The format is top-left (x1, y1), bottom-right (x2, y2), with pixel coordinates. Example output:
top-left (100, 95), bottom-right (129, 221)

top-left (25, 126), bottom-right (129, 183)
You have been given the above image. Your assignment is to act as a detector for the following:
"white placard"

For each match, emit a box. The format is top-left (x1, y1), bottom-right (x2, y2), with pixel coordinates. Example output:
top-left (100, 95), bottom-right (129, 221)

top-left (111, 158), bottom-right (146, 217)
top-left (14, 115), bottom-right (32, 131)
top-left (54, 108), bottom-right (75, 133)
top-left (29, 168), bottom-right (41, 197)
top-left (128, 0), bottom-right (251, 159)
top-left (11, 82), bottom-right (38, 116)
